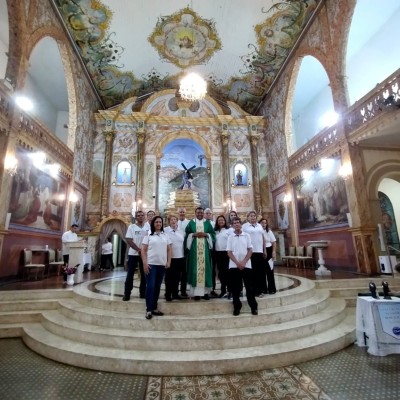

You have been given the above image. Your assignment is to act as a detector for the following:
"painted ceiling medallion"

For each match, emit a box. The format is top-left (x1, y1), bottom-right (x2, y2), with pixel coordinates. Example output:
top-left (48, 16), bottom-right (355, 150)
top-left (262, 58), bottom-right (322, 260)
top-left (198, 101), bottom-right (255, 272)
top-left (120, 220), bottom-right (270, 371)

top-left (148, 7), bottom-right (221, 68)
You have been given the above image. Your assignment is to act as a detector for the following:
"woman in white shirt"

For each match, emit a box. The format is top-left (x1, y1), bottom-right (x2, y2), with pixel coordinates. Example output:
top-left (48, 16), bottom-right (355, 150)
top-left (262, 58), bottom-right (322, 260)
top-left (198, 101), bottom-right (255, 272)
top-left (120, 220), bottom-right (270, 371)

top-left (214, 215), bottom-right (233, 298)
top-left (259, 218), bottom-right (277, 294)
top-left (141, 216), bottom-right (172, 319)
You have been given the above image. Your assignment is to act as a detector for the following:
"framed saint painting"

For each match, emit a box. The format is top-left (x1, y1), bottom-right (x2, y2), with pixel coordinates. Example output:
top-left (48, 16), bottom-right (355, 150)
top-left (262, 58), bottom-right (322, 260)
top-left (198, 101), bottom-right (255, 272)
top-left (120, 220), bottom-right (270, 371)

top-left (294, 157), bottom-right (349, 231)
top-left (8, 149), bottom-right (68, 234)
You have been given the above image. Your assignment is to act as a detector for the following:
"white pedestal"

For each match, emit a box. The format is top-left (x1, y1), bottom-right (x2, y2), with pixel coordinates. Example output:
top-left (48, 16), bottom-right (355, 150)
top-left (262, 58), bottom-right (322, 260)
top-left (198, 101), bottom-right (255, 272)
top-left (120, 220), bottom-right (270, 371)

top-left (308, 241), bottom-right (331, 277)
top-left (68, 242), bottom-right (86, 283)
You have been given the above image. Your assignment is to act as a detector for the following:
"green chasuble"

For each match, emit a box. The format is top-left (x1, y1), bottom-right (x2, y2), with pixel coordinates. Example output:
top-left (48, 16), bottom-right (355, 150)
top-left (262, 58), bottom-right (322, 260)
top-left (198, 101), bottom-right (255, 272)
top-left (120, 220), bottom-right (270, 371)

top-left (185, 219), bottom-right (216, 294)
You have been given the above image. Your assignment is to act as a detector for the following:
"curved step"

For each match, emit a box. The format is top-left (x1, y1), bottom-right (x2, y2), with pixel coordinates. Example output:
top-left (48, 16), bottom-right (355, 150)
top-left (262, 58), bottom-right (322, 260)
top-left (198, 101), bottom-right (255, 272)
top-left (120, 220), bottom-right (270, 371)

top-left (21, 314), bottom-right (356, 376)
top-left (41, 298), bottom-right (347, 351)
top-left (57, 289), bottom-right (332, 331)
top-left (72, 274), bottom-right (316, 313)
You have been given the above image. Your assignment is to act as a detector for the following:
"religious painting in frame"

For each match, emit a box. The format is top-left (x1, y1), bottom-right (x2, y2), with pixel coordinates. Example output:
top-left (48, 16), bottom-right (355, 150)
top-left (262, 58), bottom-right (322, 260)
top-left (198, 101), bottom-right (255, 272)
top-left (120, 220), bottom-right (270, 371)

top-left (158, 138), bottom-right (209, 212)
top-left (294, 157), bottom-right (349, 231)
top-left (275, 190), bottom-right (289, 230)
top-left (8, 148), bottom-right (68, 234)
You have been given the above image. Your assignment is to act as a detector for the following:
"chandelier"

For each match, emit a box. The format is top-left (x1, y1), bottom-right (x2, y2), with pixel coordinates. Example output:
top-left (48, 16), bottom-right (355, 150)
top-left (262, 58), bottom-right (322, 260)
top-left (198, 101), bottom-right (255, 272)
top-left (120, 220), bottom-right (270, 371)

top-left (179, 73), bottom-right (207, 102)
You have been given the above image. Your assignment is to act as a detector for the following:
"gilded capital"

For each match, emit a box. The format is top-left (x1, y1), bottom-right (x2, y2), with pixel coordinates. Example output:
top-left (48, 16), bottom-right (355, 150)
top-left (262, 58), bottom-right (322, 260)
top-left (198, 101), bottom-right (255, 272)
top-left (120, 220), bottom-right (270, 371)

top-left (250, 134), bottom-right (260, 145)
top-left (104, 131), bottom-right (115, 142)
top-left (221, 132), bottom-right (229, 146)
top-left (137, 131), bottom-right (145, 144)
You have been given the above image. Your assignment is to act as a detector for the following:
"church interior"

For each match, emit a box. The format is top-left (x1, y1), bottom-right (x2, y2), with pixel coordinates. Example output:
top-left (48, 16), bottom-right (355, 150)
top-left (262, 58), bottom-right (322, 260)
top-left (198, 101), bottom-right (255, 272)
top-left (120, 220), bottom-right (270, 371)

top-left (0, 1), bottom-right (399, 399)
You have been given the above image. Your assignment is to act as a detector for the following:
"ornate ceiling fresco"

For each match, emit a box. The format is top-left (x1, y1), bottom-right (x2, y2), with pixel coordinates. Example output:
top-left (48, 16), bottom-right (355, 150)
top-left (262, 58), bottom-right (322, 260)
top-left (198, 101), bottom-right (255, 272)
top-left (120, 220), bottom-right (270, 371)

top-left (53, 0), bottom-right (319, 113)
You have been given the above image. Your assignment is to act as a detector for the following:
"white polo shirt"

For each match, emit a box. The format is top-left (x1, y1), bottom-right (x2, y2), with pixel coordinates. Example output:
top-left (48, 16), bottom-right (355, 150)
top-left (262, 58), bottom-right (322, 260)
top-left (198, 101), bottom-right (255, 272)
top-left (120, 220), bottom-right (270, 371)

top-left (61, 230), bottom-right (78, 255)
top-left (164, 227), bottom-right (185, 258)
top-left (142, 232), bottom-right (172, 265)
top-left (177, 218), bottom-right (189, 231)
top-left (226, 231), bottom-right (253, 269)
top-left (126, 223), bottom-right (149, 256)
top-left (263, 230), bottom-right (277, 248)
top-left (215, 227), bottom-right (234, 251)
top-left (242, 222), bottom-right (264, 253)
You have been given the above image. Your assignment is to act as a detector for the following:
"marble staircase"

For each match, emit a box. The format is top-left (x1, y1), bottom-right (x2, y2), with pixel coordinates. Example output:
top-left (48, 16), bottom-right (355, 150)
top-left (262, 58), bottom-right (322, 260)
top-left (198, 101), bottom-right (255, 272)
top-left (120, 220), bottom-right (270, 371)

top-left (0, 275), bottom-right (359, 376)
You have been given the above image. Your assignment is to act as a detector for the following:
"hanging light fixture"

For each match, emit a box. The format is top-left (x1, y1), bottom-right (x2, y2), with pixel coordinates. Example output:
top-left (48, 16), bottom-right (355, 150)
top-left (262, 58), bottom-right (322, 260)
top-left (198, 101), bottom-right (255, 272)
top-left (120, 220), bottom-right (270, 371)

top-left (179, 72), bottom-right (207, 102)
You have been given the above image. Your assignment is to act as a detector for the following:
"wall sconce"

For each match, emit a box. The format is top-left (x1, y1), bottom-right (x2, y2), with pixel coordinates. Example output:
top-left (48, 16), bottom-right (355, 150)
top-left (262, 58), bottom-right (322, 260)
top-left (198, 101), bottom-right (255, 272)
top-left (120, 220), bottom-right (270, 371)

top-left (283, 193), bottom-right (292, 203)
top-left (4, 154), bottom-right (18, 176)
top-left (248, 180), bottom-right (252, 187)
top-left (131, 179), bottom-right (135, 186)
top-left (338, 163), bottom-right (352, 180)
top-left (112, 177), bottom-right (117, 186)
top-left (231, 179), bottom-right (235, 187)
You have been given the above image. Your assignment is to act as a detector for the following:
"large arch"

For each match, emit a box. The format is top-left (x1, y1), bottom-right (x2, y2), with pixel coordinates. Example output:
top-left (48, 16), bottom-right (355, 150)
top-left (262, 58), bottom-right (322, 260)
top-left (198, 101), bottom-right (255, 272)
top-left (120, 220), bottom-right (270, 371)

top-left (346, 0), bottom-right (400, 105)
top-left (26, 26), bottom-right (79, 151)
top-left (288, 55), bottom-right (335, 153)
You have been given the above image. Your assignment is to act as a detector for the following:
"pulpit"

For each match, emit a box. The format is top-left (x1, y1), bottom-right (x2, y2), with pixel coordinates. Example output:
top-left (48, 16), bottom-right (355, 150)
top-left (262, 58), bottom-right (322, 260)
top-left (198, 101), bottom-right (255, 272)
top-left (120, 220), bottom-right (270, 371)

top-left (68, 241), bottom-right (86, 283)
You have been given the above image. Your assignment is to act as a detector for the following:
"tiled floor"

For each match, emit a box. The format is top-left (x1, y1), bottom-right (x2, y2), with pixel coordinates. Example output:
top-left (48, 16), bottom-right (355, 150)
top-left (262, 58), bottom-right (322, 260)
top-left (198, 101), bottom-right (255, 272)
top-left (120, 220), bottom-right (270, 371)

top-left (0, 338), bottom-right (398, 400)
top-left (1, 266), bottom-right (398, 400)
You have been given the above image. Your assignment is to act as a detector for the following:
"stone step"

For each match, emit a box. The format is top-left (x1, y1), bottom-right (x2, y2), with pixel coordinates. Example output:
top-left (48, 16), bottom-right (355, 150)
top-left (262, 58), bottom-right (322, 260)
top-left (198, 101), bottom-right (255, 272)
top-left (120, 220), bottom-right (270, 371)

top-left (72, 274), bottom-right (316, 313)
top-left (0, 299), bottom-right (60, 312)
top-left (0, 289), bottom-right (72, 301)
top-left (315, 276), bottom-right (400, 289)
top-left (41, 298), bottom-right (347, 351)
top-left (57, 289), bottom-right (332, 331)
top-left (21, 315), bottom-right (356, 376)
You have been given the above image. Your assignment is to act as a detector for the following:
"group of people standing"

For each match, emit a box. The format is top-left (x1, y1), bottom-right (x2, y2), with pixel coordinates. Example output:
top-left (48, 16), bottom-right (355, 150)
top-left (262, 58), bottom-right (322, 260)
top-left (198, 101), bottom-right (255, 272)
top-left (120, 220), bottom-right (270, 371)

top-left (122, 207), bottom-right (277, 319)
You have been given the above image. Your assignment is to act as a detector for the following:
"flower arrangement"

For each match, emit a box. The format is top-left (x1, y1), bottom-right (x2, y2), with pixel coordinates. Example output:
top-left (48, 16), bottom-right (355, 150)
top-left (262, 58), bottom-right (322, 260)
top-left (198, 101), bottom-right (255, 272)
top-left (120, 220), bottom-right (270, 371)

top-left (63, 264), bottom-right (80, 275)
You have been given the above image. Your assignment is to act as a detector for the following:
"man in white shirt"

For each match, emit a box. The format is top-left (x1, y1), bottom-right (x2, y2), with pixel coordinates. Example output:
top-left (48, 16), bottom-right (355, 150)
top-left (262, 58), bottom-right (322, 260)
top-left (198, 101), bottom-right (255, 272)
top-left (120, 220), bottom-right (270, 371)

top-left (123, 211), bottom-right (148, 301)
top-left (177, 207), bottom-right (189, 297)
top-left (61, 224), bottom-right (79, 266)
top-left (164, 215), bottom-right (185, 300)
top-left (177, 207), bottom-right (189, 231)
top-left (100, 238), bottom-right (114, 271)
top-left (227, 217), bottom-right (258, 316)
top-left (143, 210), bottom-right (155, 231)
top-left (242, 210), bottom-right (265, 297)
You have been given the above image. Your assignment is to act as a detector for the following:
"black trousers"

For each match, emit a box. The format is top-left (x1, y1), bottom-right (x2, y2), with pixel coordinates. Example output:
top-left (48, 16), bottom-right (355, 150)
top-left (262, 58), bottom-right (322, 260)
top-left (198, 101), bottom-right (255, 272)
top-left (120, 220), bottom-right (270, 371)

top-left (165, 257), bottom-right (186, 298)
top-left (229, 268), bottom-right (258, 311)
top-left (250, 252), bottom-right (265, 295)
top-left (101, 253), bottom-right (114, 269)
top-left (124, 255), bottom-right (146, 298)
top-left (215, 251), bottom-right (230, 293)
top-left (265, 246), bottom-right (276, 293)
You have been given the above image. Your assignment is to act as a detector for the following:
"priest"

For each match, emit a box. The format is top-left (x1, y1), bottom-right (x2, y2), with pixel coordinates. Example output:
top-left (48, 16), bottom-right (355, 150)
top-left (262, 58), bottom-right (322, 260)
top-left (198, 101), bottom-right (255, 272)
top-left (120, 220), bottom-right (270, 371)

top-left (185, 207), bottom-right (216, 300)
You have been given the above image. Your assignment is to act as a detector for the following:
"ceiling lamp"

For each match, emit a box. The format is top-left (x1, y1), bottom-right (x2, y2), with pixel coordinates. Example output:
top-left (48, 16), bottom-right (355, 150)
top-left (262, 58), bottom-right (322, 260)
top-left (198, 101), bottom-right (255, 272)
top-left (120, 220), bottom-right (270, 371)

top-left (179, 73), bottom-right (207, 102)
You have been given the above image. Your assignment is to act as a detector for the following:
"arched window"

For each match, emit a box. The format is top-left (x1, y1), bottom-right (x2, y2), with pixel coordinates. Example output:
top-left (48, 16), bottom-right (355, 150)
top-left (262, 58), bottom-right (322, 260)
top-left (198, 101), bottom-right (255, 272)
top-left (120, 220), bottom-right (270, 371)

top-left (115, 160), bottom-right (133, 186)
top-left (233, 163), bottom-right (248, 187)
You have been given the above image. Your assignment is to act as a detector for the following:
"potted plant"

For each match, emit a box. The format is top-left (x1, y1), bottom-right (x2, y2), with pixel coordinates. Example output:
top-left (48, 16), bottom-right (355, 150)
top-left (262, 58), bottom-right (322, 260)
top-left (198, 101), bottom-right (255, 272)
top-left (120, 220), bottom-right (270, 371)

top-left (63, 264), bottom-right (79, 286)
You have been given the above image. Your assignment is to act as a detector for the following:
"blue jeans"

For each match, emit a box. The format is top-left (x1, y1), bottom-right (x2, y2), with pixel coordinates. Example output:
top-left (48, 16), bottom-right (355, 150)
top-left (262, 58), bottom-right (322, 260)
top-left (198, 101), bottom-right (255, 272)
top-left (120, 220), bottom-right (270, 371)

top-left (145, 265), bottom-right (165, 312)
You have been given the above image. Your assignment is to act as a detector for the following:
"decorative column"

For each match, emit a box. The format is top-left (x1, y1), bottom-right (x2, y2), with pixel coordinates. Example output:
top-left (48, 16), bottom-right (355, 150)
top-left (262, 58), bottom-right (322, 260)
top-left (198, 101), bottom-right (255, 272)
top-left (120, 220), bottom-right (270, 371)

top-left (135, 126), bottom-right (146, 205)
top-left (341, 141), bottom-right (379, 274)
top-left (155, 164), bottom-right (160, 212)
top-left (246, 116), bottom-right (264, 215)
top-left (100, 131), bottom-right (115, 218)
top-left (217, 116), bottom-right (233, 207)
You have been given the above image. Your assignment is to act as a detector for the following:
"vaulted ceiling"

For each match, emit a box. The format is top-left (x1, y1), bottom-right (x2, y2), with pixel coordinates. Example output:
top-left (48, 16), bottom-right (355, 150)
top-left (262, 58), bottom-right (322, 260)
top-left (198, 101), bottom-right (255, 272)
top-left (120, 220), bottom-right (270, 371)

top-left (52, 0), bottom-right (320, 113)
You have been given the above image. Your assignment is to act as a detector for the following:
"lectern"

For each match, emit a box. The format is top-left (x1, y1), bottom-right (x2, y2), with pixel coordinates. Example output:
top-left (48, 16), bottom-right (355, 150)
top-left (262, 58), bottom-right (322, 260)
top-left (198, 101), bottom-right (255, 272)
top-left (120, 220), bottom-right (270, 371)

top-left (68, 241), bottom-right (86, 283)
